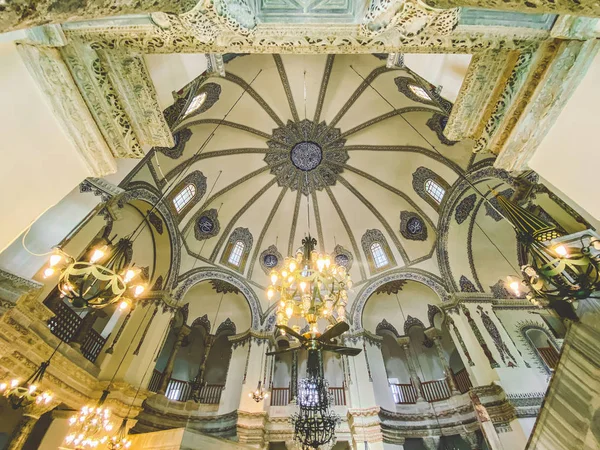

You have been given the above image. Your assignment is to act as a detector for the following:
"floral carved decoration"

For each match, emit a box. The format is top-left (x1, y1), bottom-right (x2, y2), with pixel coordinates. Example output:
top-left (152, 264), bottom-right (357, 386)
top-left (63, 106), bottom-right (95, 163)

top-left (264, 119), bottom-right (348, 196)
top-left (374, 279), bottom-right (407, 295)
top-left (376, 318), bottom-right (400, 337)
top-left (210, 279), bottom-right (241, 295)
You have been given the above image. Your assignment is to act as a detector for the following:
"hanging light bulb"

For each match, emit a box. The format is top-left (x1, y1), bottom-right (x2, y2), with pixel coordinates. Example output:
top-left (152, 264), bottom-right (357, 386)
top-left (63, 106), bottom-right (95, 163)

top-left (267, 287), bottom-right (275, 299)
top-left (554, 244), bottom-right (568, 258)
top-left (64, 391), bottom-right (114, 449)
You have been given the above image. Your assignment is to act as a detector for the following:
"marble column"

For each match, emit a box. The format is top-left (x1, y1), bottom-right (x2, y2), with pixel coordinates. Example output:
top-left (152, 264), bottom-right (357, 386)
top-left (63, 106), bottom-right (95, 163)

top-left (7, 401), bottom-right (57, 450)
top-left (191, 334), bottom-right (214, 399)
top-left (158, 325), bottom-right (190, 394)
top-left (432, 335), bottom-right (459, 395)
top-left (401, 343), bottom-right (424, 401)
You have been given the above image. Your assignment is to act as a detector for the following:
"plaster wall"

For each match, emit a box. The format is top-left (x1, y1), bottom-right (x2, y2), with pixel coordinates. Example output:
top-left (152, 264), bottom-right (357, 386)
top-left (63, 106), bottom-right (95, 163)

top-left (144, 54), bottom-right (209, 111)
top-left (0, 42), bottom-right (92, 255)
top-left (529, 51), bottom-right (600, 222)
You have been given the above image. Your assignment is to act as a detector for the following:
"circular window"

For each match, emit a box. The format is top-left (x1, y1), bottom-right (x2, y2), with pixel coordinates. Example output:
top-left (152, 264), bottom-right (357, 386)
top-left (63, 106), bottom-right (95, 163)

top-left (198, 216), bottom-right (215, 233)
top-left (407, 217), bottom-right (424, 235)
top-left (290, 141), bottom-right (323, 171)
top-left (335, 254), bottom-right (349, 267)
top-left (263, 254), bottom-right (278, 268)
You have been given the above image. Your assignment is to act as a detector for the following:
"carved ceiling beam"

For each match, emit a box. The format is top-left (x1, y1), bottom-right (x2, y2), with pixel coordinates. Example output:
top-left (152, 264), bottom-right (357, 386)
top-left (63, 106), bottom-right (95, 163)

top-left (98, 50), bottom-right (174, 147)
top-left (16, 44), bottom-right (117, 177)
top-left (60, 42), bottom-right (144, 158)
top-left (0, 0), bottom-right (199, 33)
top-left (426, 0), bottom-right (600, 18)
top-left (444, 49), bottom-right (516, 141)
top-left (63, 23), bottom-right (545, 55)
top-left (494, 38), bottom-right (600, 172)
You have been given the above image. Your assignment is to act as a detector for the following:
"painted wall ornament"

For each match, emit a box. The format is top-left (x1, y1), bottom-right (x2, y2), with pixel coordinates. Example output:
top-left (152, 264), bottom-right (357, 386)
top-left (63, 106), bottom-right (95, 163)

top-left (374, 279), bottom-right (407, 295)
top-left (455, 193), bottom-right (476, 224)
top-left (191, 314), bottom-right (211, 334)
top-left (210, 279), bottom-right (241, 295)
top-left (147, 210), bottom-right (164, 234)
top-left (152, 275), bottom-right (164, 291)
top-left (194, 208), bottom-right (220, 240)
top-left (216, 317), bottom-right (237, 335)
top-left (460, 304), bottom-right (499, 368)
top-left (399, 211), bottom-right (428, 241)
top-left (264, 119), bottom-right (348, 196)
top-left (412, 166), bottom-right (449, 210)
top-left (477, 306), bottom-right (517, 367)
top-left (459, 275), bottom-right (478, 293)
top-left (427, 304), bottom-right (442, 328)
top-left (403, 315), bottom-right (426, 335)
top-left (156, 128), bottom-right (192, 159)
top-left (333, 244), bottom-right (354, 270)
top-left (447, 316), bottom-right (475, 366)
top-left (259, 244), bottom-right (283, 274)
top-left (376, 318), bottom-right (400, 337)
top-left (426, 113), bottom-right (458, 146)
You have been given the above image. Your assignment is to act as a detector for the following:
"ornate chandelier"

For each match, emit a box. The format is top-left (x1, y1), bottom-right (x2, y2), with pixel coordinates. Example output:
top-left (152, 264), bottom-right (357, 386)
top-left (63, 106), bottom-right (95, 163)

top-left (267, 235), bottom-right (351, 333)
top-left (248, 380), bottom-right (268, 403)
top-left (495, 192), bottom-right (600, 320)
top-left (43, 237), bottom-right (146, 309)
top-left (0, 341), bottom-right (62, 410)
top-left (0, 362), bottom-right (53, 410)
top-left (291, 352), bottom-right (340, 449)
top-left (64, 390), bottom-right (114, 449)
top-left (108, 419), bottom-right (132, 450)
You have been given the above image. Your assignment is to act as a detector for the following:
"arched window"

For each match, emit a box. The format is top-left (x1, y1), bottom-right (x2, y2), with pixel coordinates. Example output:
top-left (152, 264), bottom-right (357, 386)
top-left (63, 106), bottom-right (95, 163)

top-left (371, 242), bottom-right (388, 268)
top-left (409, 84), bottom-right (431, 101)
top-left (525, 328), bottom-right (560, 372)
top-left (425, 179), bottom-right (445, 204)
top-left (185, 92), bottom-right (207, 116)
top-left (228, 241), bottom-right (245, 266)
top-left (172, 184), bottom-right (197, 213)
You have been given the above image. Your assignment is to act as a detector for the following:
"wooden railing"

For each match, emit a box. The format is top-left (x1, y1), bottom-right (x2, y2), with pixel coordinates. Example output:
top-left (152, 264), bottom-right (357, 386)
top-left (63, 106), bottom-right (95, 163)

top-left (47, 301), bottom-right (81, 342)
top-left (165, 377), bottom-right (193, 402)
top-left (453, 368), bottom-right (472, 394)
top-left (148, 371), bottom-right (224, 404)
top-left (329, 387), bottom-right (346, 406)
top-left (390, 383), bottom-right (418, 404)
top-left (539, 346), bottom-right (559, 370)
top-left (80, 328), bottom-right (108, 363)
top-left (197, 384), bottom-right (225, 404)
top-left (148, 369), bottom-right (162, 392)
top-left (271, 387), bottom-right (290, 406)
top-left (421, 378), bottom-right (452, 402)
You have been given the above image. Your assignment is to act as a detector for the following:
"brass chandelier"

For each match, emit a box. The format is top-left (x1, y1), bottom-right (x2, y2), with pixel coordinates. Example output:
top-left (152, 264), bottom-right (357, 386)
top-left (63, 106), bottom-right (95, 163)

top-left (495, 192), bottom-right (600, 320)
top-left (43, 236), bottom-right (145, 310)
top-left (267, 235), bottom-right (352, 334)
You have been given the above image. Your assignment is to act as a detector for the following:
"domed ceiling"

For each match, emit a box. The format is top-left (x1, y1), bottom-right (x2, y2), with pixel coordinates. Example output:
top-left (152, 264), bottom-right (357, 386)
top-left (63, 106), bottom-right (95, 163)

top-left (143, 54), bottom-right (480, 290)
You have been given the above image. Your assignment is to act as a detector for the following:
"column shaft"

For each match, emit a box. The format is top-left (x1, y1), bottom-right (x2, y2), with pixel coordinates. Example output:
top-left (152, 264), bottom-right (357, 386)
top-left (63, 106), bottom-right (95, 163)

top-left (433, 336), bottom-right (459, 394)
top-left (7, 416), bottom-right (37, 450)
top-left (402, 343), bottom-right (424, 401)
top-left (158, 326), bottom-right (190, 394)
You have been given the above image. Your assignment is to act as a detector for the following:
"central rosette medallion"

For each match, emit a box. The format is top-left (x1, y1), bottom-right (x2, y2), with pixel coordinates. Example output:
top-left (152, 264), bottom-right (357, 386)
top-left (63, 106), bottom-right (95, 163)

top-left (264, 119), bottom-right (349, 196)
